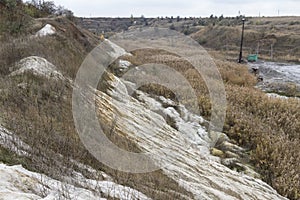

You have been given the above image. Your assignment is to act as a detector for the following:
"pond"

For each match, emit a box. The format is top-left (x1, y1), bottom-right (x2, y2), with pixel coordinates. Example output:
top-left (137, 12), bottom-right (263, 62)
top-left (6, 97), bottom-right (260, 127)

top-left (248, 61), bottom-right (300, 97)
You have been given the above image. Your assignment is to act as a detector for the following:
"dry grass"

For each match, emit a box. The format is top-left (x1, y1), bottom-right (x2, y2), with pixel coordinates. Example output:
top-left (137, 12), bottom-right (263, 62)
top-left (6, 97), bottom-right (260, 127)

top-left (118, 49), bottom-right (300, 200)
top-left (1, 12), bottom-right (299, 199)
top-left (211, 66), bottom-right (299, 199)
top-left (0, 19), bottom-right (97, 78)
top-left (224, 85), bottom-right (300, 199)
top-left (191, 18), bottom-right (300, 63)
top-left (0, 66), bottom-right (193, 200)
top-left (0, 20), bottom-right (193, 200)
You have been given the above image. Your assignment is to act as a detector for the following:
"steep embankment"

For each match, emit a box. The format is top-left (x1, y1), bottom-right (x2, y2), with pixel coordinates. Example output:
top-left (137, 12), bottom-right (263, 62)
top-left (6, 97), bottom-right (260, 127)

top-left (1, 11), bottom-right (299, 199)
top-left (0, 30), bottom-right (288, 199)
top-left (76, 16), bottom-right (300, 62)
top-left (0, 126), bottom-right (150, 200)
top-left (191, 17), bottom-right (300, 62)
top-left (95, 70), bottom-right (286, 199)
top-left (74, 39), bottom-right (287, 199)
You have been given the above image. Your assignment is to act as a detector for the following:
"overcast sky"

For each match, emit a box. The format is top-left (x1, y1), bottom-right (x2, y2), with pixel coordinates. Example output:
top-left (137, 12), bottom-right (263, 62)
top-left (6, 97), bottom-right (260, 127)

top-left (52, 0), bottom-right (300, 17)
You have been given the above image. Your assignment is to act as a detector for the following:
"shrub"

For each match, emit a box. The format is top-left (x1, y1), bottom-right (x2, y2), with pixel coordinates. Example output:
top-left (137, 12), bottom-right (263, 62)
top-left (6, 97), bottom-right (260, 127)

top-left (0, 0), bottom-right (31, 35)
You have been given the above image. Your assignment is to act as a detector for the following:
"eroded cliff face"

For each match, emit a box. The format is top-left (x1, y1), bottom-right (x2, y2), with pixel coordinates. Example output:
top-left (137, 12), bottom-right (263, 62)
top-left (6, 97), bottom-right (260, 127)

top-left (95, 69), bottom-right (287, 200)
top-left (0, 36), bottom-right (288, 199)
top-left (0, 125), bottom-right (152, 200)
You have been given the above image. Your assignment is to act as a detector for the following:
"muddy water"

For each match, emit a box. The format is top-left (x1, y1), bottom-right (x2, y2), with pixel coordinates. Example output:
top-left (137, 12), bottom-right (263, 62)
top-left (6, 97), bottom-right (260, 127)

top-left (249, 61), bottom-right (300, 95)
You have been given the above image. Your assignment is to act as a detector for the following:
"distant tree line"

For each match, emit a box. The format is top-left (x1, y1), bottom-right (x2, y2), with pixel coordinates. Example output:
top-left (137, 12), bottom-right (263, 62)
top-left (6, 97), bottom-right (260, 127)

top-left (0, 0), bottom-right (73, 34)
top-left (24, 0), bottom-right (73, 18)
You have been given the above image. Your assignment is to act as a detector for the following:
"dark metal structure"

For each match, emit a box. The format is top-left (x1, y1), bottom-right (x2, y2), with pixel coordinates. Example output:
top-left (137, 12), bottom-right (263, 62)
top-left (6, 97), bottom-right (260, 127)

top-left (238, 18), bottom-right (245, 63)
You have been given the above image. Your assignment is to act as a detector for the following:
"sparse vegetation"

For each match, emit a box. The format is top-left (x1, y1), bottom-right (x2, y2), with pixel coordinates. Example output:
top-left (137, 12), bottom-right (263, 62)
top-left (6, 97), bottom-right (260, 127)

top-left (0, 2), bottom-right (299, 199)
top-left (117, 49), bottom-right (299, 200)
top-left (0, 3), bottom-right (193, 199)
top-left (0, 0), bottom-right (74, 35)
top-left (77, 15), bottom-right (300, 63)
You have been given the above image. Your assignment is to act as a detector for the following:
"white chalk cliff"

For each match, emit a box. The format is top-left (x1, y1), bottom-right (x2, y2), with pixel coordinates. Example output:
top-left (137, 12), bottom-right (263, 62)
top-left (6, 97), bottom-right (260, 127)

top-left (95, 69), bottom-right (287, 200)
top-left (0, 40), bottom-right (288, 200)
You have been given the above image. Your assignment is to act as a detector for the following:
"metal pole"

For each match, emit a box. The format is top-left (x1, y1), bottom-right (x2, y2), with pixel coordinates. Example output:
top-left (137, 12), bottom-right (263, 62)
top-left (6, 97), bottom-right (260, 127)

top-left (238, 18), bottom-right (245, 63)
top-left (270, 44), bottom-right (273, 60)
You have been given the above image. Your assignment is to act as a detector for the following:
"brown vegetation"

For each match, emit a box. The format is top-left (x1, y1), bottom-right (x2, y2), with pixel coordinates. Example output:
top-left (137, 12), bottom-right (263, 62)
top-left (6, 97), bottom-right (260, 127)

top-left (191, 17), bottom-right (300, 63)
top-left (0, 4), bottom-right (193, 198)
top-left (118, 49), bottom-right (300, 199)
top-left (0, 4), bottom-right (299, 198)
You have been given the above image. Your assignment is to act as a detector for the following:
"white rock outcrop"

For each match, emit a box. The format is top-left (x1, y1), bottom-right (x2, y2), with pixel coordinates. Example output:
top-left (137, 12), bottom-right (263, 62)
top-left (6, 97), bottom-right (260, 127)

top-left (0, 40), bottom-right (288, 200)
top-left (0, 125), bottom-right (150, 200)
top-left (0, 163), bottom-right (150, 200)
top-left (35, 24), bottom-right (56, 37)
top-left (10, 56), bottom-right (64, 80)
top-left (0, 126), bottom-right (31, 157)
top-left (94, 70), bottom-right (287, 199)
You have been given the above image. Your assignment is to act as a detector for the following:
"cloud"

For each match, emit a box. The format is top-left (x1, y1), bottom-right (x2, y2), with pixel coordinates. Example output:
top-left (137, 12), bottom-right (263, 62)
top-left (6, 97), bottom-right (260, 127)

top-left (52, 0), bottom-right (300, 17)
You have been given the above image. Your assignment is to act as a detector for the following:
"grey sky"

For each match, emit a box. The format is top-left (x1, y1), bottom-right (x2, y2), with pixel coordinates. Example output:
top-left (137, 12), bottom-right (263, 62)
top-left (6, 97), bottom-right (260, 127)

top-left (52, 0), bottom-right (300, 17)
